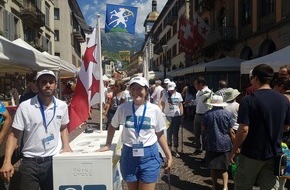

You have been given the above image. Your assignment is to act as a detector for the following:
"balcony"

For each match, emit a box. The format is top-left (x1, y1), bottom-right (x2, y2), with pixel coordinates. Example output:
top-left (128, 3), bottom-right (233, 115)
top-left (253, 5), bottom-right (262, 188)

top-left (20, 3), bottom-right (45, 27)
top-left (203, 26), bottom-right (235, 51)
top-left (72, 25), bottom-right (86, 43)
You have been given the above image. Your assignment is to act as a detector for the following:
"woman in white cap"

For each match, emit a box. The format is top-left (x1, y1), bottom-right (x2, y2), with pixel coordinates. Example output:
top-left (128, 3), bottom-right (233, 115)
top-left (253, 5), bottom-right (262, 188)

top-left (98, 76), bottom-right (172, 190)
top-left (202, 95), bottom-right (234, 190)
top-left (160, 81), bottom-right (183, 157)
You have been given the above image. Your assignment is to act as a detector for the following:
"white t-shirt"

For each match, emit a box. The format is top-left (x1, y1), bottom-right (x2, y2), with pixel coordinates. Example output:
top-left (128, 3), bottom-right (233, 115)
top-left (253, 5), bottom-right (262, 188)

top-left (225, 101), bottom-right (239, 130)
top-left (111, 101), bottom-right (166, 147)
top-left (161, 91), bottom-right (183, 117)
top-left (195, 86), bottom-right (212, 114)
top-left (151, 85), bottom-right (164, 105)
top-left (13, 96), bottom-right (69, 157)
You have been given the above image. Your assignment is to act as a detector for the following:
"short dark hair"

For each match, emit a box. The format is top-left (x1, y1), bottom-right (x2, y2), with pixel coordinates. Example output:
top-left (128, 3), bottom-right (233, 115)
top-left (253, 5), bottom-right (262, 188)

top-left (218, 80), bottom-right (227, 88)
top-left (194, 76), bottom-right (206, 85)
top-left (252, 64), bottom-right (274, 84)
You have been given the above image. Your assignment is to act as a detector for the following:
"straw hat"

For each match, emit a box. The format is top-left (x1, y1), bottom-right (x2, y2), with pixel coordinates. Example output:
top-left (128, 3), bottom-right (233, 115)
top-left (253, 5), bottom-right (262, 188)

top-left (206, 95), bottom-right (228, 107)
top-left (224, 88), bottom-right (240, 102)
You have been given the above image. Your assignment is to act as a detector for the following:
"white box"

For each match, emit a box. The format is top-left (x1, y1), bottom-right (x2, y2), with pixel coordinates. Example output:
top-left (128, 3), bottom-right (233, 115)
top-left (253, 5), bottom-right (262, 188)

top-left (53, 129), bottom-right (122, 190)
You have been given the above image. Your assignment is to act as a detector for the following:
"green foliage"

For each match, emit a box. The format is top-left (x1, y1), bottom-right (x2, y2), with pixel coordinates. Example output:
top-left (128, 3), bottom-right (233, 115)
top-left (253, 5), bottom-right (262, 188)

top-left (0, 31), bottom-right (3, 36)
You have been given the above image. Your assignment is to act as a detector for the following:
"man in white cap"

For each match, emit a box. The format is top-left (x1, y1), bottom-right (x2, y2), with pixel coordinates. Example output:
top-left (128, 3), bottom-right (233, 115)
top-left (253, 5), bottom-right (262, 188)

top-left (160, 81), bottom-right (183, 157)
top-left (0, 69), bottom-right (72, 190)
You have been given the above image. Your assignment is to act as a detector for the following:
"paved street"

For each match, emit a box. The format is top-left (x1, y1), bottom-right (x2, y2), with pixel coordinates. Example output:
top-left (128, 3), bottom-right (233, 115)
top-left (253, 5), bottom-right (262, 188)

top-left (8, 108), bottom-right (289, 190)
top-left (81, 110), bottom-right (235, 190)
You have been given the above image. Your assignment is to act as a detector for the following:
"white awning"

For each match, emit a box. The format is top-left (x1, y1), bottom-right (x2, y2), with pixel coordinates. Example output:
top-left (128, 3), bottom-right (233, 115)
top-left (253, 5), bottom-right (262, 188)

top-left (241, 46), bottom-right (290, 74)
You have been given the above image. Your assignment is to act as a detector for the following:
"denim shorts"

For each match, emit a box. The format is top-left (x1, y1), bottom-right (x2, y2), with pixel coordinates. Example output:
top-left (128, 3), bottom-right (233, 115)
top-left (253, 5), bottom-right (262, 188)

top-left (120, 143), bottom-right (162, 183)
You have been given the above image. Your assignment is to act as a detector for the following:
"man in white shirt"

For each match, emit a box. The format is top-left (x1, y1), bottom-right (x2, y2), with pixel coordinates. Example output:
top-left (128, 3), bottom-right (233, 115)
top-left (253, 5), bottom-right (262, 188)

top-left (151, 80), bottom-right (164, 105)
top-left (193, 76), bottom-right (212, 155)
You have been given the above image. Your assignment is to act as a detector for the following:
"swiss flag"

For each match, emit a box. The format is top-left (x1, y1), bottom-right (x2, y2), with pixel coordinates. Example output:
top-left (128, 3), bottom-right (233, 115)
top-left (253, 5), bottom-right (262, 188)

top-left (193, 13), bottom-right (210, 47)
top-left (67, 28), bottom-right (104, 132)
top-left (178, 16), bottom-right (196, 55)
top-left (178, 15), bottom-right (210, 55)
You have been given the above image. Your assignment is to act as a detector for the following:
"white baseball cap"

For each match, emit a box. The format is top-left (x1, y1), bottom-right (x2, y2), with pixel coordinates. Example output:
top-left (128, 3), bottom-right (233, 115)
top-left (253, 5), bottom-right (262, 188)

top-left (129, 77), bottom-right (149, 88)
top-left (36, 70), bottom-right (56, 80)
top-left (167, 81), bottom-right (176, 91)
top-left (164, 78), bottom-right (171, 84)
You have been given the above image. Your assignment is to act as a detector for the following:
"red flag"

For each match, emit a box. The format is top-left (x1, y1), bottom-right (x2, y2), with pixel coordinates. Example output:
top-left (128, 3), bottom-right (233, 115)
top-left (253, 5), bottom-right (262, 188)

top-left (193, 13), bottom-right (210, 48)
top-left (67, 28), bottom-right (104, 132)
top-left (178, 16), bottom-right (196, 55)
top-left (178, 15), bottom-right (210, 55)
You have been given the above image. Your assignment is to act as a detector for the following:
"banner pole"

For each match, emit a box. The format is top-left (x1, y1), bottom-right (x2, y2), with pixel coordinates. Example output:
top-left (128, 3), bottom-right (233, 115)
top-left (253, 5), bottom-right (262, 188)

top-left (96, 14), bottom-right (103, 133)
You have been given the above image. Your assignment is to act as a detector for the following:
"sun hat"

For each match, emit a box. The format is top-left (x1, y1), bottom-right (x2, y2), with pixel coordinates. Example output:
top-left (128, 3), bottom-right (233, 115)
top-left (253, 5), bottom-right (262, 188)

top-left (167, 81), bottom-right (176, 91)
top-left (206, 95), bottom-right (228, 107)
top-left (129, 76), bottom-right (149, 88)
top-left (164, 78), bottom-right (171, 84)
top-left (36, 70), bottom-right (56, 80)
top-left (224, 88), bottom-right (240, 102)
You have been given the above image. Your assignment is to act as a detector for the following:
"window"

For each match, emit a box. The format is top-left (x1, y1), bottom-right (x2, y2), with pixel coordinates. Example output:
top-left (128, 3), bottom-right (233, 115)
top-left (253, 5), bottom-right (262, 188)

top-left (45, 3), bottom-right (50, 28)
top-left (261, 0), bottom-right (275, 16)
top-left (242, 0), bottom-right (252, 26)
top-left (54, 30), bottom-right (59, 41)
top-left (54, 8), bottom-right (60, 20)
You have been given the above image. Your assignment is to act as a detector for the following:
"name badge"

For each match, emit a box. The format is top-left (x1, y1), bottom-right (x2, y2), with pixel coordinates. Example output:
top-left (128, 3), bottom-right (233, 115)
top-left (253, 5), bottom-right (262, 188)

top-left (132, 143), bottom-right (144, 157)
top-left (42, 133), bottom-right (56, 150)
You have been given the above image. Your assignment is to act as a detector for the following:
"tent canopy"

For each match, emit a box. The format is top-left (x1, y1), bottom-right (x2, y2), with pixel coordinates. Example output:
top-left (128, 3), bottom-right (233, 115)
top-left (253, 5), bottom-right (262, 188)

top-left (12, 38), bottom-right (77, 77)
top-left (169, 56), bottom-right (244, 77)
top-left (241, 46), bottom-right (290, 74)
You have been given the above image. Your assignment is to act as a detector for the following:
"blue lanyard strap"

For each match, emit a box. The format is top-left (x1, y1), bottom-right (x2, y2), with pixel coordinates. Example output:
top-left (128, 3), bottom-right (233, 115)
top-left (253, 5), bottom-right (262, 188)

top-left (132, 102), bottom-right (147, 137)
top-left (38, 96), bottom-right (56, 132)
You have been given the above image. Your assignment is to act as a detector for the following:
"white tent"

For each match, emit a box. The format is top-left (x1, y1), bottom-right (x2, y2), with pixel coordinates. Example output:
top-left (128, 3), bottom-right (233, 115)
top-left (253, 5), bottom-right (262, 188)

top-left (0, 36), bottom-right (48, 73)
top-left (12, 38), bottom-right (77, 77)
top-left (241, 46), bottom-right (290, 74)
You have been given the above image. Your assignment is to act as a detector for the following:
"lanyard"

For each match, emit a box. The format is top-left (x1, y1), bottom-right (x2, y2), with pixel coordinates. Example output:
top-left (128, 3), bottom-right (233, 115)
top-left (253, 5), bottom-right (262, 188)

top-left (38, 96), bottom-right (56, 132)
top-left (132, 102), bottom-right (147, 138)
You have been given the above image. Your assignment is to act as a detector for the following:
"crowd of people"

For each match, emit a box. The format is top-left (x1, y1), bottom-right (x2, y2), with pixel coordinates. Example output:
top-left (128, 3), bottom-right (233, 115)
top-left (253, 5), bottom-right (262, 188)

top-left (0, 64), bottom-right (288, 190)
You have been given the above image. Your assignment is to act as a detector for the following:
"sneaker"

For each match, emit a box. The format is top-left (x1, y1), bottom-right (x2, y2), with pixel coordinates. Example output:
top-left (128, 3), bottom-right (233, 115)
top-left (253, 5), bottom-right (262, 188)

top-left (192, 149), bottom-right (202, 155)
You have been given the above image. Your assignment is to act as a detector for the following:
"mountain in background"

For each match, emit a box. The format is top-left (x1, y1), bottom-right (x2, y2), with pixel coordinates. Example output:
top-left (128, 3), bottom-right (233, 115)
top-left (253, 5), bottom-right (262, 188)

top-left (101, 28), bottom-right (144, 54)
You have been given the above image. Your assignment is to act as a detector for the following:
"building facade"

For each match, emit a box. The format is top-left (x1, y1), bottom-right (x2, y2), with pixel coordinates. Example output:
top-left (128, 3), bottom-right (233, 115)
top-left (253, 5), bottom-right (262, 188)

top-left (145, 0), bottom-right (290, 90)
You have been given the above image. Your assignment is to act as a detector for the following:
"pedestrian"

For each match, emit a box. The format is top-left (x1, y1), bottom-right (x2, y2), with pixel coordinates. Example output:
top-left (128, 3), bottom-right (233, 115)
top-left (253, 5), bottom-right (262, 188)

top-left (279, 65), bottom-right (290, 79)
top-left (98, 76), bottom-right (172, 190)
top-left (160, 81), bottom-right (183, 157)
top-left (0, 69), bottom-right (72, 190)
top-left (203, 95), bottom-right (234, 190)
top-left (150, 79), bottom-right (164, 105)
top-left (103, 80), bottom-right (125, 129)
top-left (224, 88), bottom-right (240, 132)
top-left (19, 71), bottom-right (38, 104)
top-left (193, 76), bottom-right (212, 155)
top-left (229, 64), bottom-right (290, 189)
top-left (214, 80), bottom-right (228, 99)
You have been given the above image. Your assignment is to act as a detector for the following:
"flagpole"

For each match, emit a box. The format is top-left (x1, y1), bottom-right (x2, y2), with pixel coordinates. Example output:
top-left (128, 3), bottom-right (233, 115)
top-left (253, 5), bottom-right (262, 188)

top-left (96, 14), bottom-right (103, 133)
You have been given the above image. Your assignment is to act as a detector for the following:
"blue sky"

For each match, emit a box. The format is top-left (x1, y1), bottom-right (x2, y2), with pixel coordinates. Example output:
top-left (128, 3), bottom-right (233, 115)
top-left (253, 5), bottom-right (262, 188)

top-left (77, 0), bottom-right (166, 36)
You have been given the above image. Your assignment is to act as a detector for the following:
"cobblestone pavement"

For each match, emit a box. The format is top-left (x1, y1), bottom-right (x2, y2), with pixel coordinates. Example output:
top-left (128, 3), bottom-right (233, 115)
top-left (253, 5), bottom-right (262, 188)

top-left (8, 109), bottom-right (290, 190)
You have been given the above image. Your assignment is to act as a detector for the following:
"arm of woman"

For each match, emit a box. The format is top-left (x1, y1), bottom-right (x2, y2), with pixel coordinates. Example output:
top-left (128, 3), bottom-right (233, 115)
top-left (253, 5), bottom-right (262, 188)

top-left (97, 124), bottom-right (116, 152)
top-left (156, 131), bottom-right (172, 172)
